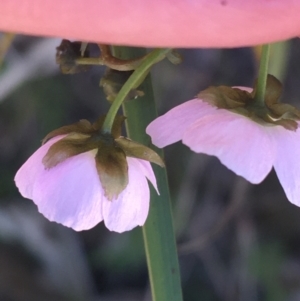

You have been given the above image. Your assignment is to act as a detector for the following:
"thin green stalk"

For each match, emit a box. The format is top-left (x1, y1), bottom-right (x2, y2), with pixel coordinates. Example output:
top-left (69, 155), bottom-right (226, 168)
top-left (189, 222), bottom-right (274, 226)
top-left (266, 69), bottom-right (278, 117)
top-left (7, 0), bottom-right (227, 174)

top-left (112, 46), bottom-right (183, 301)
top-left (101, 48), bottom-right (171, 134)
top-left (254, 44), bottom-right (271, 106)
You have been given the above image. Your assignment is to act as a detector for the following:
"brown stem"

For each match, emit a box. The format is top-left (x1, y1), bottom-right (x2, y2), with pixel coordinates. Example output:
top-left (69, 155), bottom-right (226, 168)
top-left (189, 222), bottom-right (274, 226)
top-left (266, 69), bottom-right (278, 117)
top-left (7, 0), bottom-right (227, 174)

top-left (76, 44), bottom-right (151, 71)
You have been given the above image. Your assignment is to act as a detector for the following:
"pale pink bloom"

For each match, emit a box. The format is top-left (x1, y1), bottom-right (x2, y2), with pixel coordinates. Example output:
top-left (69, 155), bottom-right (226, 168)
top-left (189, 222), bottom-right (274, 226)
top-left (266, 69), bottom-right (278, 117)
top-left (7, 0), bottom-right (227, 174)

top-left (15, 136), bottom-right (158, 232)
top-left (0, 1), bottom-right (300, 47)
top-left (146, 98), bottom-right (300, 207)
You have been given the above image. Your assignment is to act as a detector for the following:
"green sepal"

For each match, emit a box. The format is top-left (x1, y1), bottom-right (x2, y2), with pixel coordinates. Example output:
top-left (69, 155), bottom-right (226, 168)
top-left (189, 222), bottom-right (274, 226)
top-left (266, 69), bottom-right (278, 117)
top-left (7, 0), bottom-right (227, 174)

top-left (262, 75), bottom-right (300, 122)
top-left (111, 116), bottom-right (127, 138)
top-left (271, 119), bottom-right (298, 131)
top-left (42, 134), bottom-right (98, 169)
top-left (197, 74), bottom-right (300, 131)
top-left (42, 119), bottom-right (93, 145)
top-left (260, 74), bottom-right (282, 106)
top-left (198, 85), bottom-right (251, 110)
top-left (95, 138), bottom-right (128, 200)
top-left (115, 137), bottom-right (165, 167)
top-left (91, 116), bottom-right (105, 131)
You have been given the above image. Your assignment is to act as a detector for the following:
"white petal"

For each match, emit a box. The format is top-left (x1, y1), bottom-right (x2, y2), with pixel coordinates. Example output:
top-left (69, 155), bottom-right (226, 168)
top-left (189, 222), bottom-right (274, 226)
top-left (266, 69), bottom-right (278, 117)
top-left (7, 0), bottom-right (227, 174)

top-left (15, 137), bottom-right (104, 231)
top-left (102, 158), bottom-right (150, 233)
top-left (183, 110), bottom-right (276, 183)
top-left (273, 125), bottom-right (300, 206)
top-left (146, 99), bottom-right (216, 148)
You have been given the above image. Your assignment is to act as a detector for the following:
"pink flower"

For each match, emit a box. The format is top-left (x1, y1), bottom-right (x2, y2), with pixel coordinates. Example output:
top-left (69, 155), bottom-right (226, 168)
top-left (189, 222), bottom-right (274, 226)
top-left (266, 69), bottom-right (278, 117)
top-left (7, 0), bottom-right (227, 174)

top-left (0, 0), bottom-right (300, 47)
top-left (146, 88), bottom-right (300, 207)
top-left (15, 135), bottom-right (158, 232)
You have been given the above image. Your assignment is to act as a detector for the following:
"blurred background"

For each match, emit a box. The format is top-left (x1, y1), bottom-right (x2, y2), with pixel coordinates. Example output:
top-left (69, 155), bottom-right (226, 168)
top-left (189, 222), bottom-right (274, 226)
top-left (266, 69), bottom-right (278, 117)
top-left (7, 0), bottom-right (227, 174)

top-left (0, 34), bottom-right (300, 301)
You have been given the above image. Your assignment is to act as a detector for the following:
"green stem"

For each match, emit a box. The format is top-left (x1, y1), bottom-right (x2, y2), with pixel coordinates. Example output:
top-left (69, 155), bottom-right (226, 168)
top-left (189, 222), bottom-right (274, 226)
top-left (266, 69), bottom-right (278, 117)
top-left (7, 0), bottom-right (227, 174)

top-left (254, 44), bottom-right (271, 106)
top-left (112, 46), bottom-right (183, 301)
top-left (101, 48), bottom-right (171, 134)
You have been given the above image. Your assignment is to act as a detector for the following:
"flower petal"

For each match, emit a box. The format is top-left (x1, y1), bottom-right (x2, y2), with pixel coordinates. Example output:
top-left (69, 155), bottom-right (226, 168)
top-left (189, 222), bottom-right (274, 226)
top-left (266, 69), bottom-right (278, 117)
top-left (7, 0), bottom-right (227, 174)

top-left (273, 125), bottom-right (300, 206)
top-left (15, 136), bottom-right (63, 199)
top-left (102, 158), bottom-right (150, 232)
top-left (128, 157), bottom-right (159, 194)
top-left (146, 99), bottom-right (216, 148)
top-left (15, 137), bottom-right (104, 231)
top-left (183, 110), bottom-right (276, 183)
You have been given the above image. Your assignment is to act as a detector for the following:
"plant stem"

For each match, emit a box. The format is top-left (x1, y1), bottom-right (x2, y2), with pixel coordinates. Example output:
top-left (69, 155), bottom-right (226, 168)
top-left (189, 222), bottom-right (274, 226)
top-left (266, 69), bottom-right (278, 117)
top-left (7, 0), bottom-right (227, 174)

top-left (101, 48), bottom-right (171, 134)
top-left (112, 46), bottom-right (183, 301)
top-left (76, 45), bottom-right (160, 71)
top-left (254, 44), bottom-right (271, 106)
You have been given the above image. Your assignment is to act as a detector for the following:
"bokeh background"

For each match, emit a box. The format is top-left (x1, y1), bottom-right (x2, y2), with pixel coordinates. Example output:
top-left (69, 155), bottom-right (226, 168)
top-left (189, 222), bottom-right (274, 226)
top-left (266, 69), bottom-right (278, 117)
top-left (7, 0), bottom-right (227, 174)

top-left (1, 34), bottom-right (300, 301)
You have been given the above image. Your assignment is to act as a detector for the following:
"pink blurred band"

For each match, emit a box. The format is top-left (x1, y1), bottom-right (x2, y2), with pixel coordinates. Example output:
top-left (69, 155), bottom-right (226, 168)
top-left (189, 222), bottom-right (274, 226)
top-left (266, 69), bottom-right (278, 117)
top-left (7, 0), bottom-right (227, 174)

top-left (0, 0), bottom-right (299, 47)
